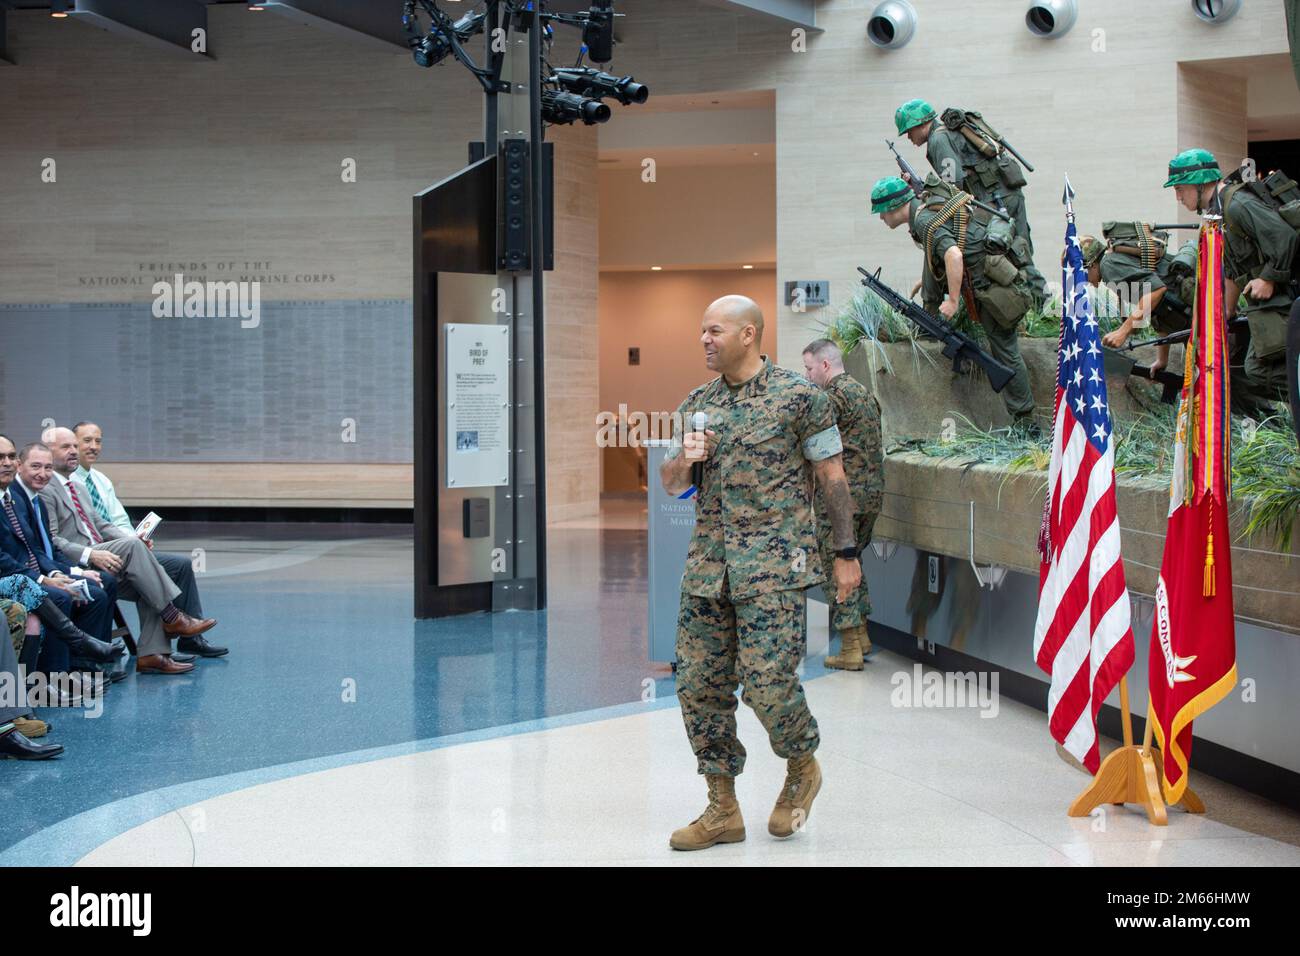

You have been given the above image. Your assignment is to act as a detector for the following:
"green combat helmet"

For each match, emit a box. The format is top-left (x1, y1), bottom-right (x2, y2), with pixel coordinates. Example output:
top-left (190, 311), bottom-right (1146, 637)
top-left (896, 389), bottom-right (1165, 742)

top-left (871, 176), bottom-right (913, 213)
top-left (894, 98), bottom-right (936, 136)
top-left (1164, 148), bottom-right (1221, 188)
top-left (1077, 235), bottom-right (1105, 269)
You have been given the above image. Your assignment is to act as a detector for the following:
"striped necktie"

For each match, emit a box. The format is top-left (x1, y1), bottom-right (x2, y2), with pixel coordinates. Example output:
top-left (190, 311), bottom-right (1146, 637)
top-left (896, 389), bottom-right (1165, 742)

top-left (2, 492), bottom-right (40, 570)
top-left (83, 471), bottom-right (111, 522)
top-left (66, 481), bottom-right (103, 544)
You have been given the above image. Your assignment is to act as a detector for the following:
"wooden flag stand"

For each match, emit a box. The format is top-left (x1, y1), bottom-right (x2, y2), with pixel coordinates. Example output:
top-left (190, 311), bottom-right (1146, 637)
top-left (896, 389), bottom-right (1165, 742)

top-left (1066, 675), bottom-right (1204, 825)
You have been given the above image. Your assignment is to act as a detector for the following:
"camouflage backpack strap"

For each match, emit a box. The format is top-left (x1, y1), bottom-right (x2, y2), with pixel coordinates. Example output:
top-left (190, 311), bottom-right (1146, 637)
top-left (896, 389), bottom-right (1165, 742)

top-left (922, 192), bottom-right (972, 280)
top-left (1220, 179), bottom-right (1252, 240)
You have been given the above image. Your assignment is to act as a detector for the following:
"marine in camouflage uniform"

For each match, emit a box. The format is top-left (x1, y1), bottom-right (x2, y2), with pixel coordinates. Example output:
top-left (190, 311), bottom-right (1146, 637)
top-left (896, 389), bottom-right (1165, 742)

top-left (895, 98), bottom-right (1049, 307)
top-left (3, 599), bottom-right (25, 655)
top-left (661, 295), bottom-right (862, 851)
top-left (801, 339), bottom-right (884, 671)
top-left (1166, 148), bottom-right (1299, 398)
top-left (871, 174), bottom-right (1037, 428)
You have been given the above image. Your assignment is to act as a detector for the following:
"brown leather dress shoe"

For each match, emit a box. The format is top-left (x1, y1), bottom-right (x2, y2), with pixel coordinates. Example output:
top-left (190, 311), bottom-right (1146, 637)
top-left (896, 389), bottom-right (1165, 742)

top-left (136, 654), bottom-right (196, 675)
top-left (162, 612), bottom-right (217, 637)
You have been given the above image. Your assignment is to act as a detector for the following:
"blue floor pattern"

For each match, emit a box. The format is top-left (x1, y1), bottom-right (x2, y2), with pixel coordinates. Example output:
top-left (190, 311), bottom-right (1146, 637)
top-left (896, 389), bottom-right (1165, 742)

top-left (1, 518), bottom-right (748, 860)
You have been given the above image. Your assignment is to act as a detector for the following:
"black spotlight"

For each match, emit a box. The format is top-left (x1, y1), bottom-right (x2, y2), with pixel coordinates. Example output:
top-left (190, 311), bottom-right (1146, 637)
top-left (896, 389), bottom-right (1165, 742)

top-left (552, 67), bottom-right (648, 106)
top-left (408, 10), bottom-right (487, 68)
top-left (541, 90), bottom-right (611, 126)
top-left (582, 0), bottom-right (615, 63)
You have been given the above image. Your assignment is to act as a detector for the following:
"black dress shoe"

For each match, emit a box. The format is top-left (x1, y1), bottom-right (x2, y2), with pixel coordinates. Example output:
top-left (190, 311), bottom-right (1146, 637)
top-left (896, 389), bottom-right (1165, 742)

top-left (0, 729), bottom-right (64, 760)
top-left (177, 635), bottom-right (229, 658)
top-left (172, 652), bottom-right (197, 664)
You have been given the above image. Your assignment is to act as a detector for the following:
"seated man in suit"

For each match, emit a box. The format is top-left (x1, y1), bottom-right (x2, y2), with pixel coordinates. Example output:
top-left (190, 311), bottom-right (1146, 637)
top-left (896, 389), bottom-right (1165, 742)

top-left (40, 427), bottom-right (222, 674)
top-left (12, 442), bottom-right (129, 684)
top-left (72, 421), bottom-right (221, 660)
top-left (0, 436), bottom-right (120, 676)
top-left (73, 421), bottom-right (134, 533)
top-left (39, 429), bottom-right (223, 676)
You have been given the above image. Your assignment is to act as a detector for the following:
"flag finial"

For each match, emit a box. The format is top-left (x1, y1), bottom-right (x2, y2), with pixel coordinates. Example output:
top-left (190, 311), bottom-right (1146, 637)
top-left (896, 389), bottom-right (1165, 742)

top-left (1062, 174), bottom-right (1075, 206)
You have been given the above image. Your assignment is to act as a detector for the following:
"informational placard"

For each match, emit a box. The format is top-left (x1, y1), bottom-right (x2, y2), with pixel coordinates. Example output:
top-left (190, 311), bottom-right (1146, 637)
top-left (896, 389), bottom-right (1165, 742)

top-left (446, 323), bottom-right (510, 489)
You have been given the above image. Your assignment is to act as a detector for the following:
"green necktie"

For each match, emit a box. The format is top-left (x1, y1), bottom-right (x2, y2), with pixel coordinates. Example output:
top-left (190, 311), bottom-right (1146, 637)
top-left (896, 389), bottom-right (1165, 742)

top-left (83, 472), bottom-right (111, 522)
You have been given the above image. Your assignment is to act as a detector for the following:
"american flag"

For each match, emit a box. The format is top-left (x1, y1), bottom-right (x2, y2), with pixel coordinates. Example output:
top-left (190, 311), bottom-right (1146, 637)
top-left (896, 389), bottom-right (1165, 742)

top-left (1033, 207), bottom-right (1135, 774)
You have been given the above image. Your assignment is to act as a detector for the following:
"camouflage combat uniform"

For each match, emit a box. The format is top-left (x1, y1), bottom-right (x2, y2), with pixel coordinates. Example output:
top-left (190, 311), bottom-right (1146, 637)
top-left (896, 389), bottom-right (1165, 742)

top-left (670, 357), bottom-right (843, 777)
top-left (814, 372), bottom-right (883, 634)
top-left (3, 599), bottom-right (26, 655)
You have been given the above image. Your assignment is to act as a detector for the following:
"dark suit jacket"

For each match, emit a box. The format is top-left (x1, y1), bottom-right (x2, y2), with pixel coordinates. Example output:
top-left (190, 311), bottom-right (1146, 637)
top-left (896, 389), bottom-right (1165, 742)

top-left (9, 482), bottom-right (73, 577)
top-left (0, 485), bottom-right (59, 581)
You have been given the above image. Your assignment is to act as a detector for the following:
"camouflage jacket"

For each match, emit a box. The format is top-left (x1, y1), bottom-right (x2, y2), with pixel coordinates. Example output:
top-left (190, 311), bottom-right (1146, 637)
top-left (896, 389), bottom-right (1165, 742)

top-left (671, 357), bottom-right (842, 600)
top-left (815, 372), bottom-right (884, 522)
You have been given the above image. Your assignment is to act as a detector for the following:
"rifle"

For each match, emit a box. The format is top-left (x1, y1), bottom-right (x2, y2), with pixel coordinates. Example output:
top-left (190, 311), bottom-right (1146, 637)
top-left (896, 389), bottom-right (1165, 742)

top-left (857, 266), bottom-right (1016, 393)
top-left (886, 139), bottom-right (1010, 222)
top-left (1115, 316), bottom-right (1248, 352)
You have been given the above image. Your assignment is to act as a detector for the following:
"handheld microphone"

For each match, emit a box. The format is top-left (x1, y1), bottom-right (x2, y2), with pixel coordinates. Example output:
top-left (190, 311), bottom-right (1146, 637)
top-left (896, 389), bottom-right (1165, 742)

top-left (690, 411), bottom-right (708, 490)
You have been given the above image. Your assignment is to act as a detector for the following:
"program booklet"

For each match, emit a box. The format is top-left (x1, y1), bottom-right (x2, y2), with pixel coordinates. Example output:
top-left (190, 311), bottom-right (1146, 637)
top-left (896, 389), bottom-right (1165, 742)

top-left (134, 511), bottom-right (163, 541)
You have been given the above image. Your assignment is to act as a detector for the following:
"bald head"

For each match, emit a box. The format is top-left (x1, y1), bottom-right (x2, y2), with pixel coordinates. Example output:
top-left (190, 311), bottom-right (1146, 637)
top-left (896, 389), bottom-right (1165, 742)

top-left (704, 295), bottom-right (764, 342)
top-left (42, 426), bottom-right (81, 475)
top-left (700, 294), bottom-right (766, 381)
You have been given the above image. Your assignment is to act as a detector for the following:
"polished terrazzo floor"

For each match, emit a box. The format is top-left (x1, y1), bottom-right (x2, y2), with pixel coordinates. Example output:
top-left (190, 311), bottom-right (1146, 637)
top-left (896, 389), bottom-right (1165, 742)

top-left (4, 499), bottom-right (1299, 866)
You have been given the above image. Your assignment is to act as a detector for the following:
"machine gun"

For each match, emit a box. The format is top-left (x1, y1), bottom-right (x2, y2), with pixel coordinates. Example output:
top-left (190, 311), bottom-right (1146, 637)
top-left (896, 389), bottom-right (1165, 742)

top-left (857, 267), bottom-right (1015, 393)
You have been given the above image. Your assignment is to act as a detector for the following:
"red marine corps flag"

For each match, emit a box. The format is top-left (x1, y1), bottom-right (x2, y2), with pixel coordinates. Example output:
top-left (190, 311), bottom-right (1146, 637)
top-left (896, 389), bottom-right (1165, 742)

top-left (1147, 198), bottom-right (1238, 805)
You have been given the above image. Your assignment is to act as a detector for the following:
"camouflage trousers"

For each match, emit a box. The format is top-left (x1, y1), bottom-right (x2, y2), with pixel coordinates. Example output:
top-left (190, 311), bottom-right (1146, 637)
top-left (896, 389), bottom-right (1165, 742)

top-left (817, 511), bottom-right (878, 633)
top-left (3, 600), bottom-right (26, 656)
top-left (675, 582), bottom-right (819, 776)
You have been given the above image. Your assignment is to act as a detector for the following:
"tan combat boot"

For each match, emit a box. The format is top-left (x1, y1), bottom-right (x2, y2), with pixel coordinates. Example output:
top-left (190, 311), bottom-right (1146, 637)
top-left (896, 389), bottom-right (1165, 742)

top-left (768, 754), bottom-right (822, 838)
top-left (669, 774), bottom-right (746, 851)
top-left (824, 626), bottom-right (868, 670)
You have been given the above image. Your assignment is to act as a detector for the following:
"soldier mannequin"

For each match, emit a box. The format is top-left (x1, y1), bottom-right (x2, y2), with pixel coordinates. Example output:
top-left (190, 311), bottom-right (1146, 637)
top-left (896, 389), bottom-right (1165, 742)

top-left (871, 175), bottom-right (1038, 433)
top-left (801, 339), bottom-right (884, 671)
top-left (1166, 148), bottom-right (1298, 398)
top-left (1086, 234), bottom-right (1198, 373)
top-left (661, 295), bottom-right (861, 851)
top-left (895, 98), bottom-right (1049, 308)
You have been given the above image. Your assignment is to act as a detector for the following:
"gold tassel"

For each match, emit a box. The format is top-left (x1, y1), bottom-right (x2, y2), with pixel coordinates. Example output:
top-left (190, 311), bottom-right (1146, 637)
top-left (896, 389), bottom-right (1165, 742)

top-left (1203, 502), bottom-right (1216, 598)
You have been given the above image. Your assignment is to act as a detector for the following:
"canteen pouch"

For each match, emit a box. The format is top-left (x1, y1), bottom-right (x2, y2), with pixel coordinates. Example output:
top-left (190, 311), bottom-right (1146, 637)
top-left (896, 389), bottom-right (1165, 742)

top-left (997, 153), bottom-right (1027, 190)
top-left (975, 278), bottom-right (1030, 330)
top-left (982, 252), bottom-right (1019, 287)
top-left (984, 216), bottom-right (1014, 255)
top-left (1277, 198), bottom-right (1300, 230)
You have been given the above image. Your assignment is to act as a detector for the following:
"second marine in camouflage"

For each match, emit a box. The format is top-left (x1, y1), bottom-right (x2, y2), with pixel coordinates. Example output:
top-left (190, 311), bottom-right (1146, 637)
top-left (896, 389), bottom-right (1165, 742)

top-left (802, 338), bottom-right (884, 671)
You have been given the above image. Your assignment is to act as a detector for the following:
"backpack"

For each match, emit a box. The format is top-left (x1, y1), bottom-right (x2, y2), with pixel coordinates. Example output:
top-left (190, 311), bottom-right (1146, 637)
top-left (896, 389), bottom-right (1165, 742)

top-left (1101, 221), bottom-right (1169, 271)
top-left (940, 108), bottom-right (1029, 191)
top-left (1221, 166), bottom-right (1300, 254)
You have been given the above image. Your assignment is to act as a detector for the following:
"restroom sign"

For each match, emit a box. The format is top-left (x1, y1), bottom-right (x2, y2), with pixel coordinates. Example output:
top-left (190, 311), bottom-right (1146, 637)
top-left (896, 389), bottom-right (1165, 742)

top-left (785, 280), bottom-right (829, 309)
